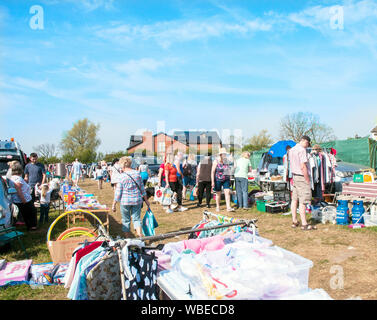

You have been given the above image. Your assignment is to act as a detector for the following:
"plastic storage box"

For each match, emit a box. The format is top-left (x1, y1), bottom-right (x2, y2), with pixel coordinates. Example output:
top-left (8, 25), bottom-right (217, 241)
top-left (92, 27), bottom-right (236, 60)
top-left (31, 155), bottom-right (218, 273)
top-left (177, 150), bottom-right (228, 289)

top-left (157, 244), bottom-right (314, 300)
top-left (270, 246), bottom-right (314, 290)
top-left (266, 201), bottom-right (289, 213)
top-left (364, 213), bottom-right (377, 227)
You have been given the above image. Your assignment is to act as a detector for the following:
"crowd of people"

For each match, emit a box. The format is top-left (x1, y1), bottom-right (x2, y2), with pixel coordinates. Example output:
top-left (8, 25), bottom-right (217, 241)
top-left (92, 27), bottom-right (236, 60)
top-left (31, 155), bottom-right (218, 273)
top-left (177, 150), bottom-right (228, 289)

top-left (2, 135), bottom-right (319, 237)
top-left (2, 147), bottom-right (255, 237)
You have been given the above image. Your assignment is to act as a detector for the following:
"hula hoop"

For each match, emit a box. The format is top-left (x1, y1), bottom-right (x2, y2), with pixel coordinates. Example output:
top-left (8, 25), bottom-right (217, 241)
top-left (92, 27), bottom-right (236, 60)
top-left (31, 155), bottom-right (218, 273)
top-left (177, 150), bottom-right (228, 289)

top-left (46, 209), bottom-right (104, 242)
top-left (60, 231), bottom-right (96, 240)
top-left (57, 227), bottom-right (97, 241)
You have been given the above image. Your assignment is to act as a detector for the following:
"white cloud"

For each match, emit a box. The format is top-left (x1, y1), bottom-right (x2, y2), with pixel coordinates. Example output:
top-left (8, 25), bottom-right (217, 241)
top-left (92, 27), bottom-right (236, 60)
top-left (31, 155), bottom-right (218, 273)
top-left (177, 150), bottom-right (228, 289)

top-left (40, 0), bottom-right (114, 11)
top-left (94, 18), bottom-right (272, 48)
top-left (114, 58), bottom-right (181, 74)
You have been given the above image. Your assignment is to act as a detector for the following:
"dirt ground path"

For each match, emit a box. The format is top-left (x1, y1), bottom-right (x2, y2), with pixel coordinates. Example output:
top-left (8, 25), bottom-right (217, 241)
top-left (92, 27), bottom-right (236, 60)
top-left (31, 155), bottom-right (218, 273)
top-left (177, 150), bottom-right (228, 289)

top-left (81, 179), bottom-right (377, 300)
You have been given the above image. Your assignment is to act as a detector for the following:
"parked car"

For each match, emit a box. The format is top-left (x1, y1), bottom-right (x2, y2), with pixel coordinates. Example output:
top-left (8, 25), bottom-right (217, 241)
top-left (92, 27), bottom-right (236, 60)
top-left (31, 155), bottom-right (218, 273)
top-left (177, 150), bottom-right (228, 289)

top-left (0, 177), bottom-right (16, 228)
top-left (132, 156), bottom-right (163, 175)
top-left (333, 161), bottom-right (370, 192)
top-left (0, 139), bottom-right (28, 178)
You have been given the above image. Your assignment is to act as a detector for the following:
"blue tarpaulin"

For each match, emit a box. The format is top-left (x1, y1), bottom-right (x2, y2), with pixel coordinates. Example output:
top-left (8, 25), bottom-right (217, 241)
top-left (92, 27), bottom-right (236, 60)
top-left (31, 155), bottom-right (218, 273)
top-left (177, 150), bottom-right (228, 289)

top-left (267, 140), bottom-right (296, 158)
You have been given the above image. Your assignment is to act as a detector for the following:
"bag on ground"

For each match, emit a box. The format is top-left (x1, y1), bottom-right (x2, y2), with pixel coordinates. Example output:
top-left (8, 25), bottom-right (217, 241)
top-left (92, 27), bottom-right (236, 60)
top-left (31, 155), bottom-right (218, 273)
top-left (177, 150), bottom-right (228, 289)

top-left (161, 188), bottom-right (173, 206)
top-left (154, 187), bottom-right (164, 203)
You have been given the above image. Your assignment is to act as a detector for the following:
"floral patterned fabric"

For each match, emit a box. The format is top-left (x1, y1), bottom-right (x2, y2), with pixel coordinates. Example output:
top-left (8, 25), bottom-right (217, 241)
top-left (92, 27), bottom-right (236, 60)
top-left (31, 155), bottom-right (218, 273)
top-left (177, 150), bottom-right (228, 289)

top-left (86, 251), bottom-right (122, 300)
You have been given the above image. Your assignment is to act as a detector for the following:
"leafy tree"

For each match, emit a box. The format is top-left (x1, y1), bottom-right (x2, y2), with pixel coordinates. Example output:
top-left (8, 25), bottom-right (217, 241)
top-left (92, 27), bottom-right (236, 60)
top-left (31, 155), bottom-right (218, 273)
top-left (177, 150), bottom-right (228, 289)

top-left (279, 112), bottom-right (336, 144)
top-left (61, 118), bottom-right (100, 163)
top-left (242, 130), bottom-right (274, 152)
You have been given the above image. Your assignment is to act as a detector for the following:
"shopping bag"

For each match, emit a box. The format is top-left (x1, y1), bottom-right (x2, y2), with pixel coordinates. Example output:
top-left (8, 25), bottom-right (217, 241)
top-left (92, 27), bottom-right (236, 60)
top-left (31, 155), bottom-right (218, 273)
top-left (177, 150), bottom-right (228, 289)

top-left (154, 187), bottom-right (164, 203)
top-left (142, 209), bottom-right (159, 237)
top-left (193, 185), bottom-right (198, 197)
top-left (161, 188), bottom-right (173, 206)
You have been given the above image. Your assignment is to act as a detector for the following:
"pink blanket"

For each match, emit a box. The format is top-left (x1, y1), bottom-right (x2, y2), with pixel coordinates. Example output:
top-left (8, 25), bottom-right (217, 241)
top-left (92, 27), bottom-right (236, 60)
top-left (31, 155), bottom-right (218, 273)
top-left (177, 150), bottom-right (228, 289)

top-left (0, 260), bottom-right (32, 285)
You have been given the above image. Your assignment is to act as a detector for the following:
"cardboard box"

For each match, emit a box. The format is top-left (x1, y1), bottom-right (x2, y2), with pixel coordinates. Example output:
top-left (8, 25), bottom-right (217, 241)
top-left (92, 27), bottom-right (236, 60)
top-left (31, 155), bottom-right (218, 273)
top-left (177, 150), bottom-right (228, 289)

top-left (47, 236), bottom-right (92, 264)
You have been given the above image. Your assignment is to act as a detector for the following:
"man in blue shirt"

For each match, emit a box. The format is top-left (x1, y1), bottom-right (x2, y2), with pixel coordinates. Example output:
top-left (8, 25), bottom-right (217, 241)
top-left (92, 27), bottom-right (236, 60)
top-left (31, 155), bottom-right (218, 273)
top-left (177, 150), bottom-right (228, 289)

top-left (24, 153), bottom-right (46, 203)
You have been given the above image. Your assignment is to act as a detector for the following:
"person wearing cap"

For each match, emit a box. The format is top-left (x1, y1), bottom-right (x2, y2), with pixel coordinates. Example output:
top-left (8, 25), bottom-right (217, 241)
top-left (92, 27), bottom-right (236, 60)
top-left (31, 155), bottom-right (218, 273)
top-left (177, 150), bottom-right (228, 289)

top-left (288, 136), bottom-right (317, 230)
top-left (211, 148), bottom-right (234, 212)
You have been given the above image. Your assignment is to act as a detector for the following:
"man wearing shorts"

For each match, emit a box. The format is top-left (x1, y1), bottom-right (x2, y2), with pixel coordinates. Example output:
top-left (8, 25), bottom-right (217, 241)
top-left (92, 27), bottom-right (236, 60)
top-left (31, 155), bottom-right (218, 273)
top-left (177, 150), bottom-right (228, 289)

top-left (289, 136), bottom-right (317, 230)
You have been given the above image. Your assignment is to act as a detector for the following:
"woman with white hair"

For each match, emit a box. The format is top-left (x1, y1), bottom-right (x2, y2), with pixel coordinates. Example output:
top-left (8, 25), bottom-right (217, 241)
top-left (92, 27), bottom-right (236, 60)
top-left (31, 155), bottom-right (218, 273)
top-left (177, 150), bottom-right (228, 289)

top-left (112, 156), bottom-right (150, 237)
top-left (234, 151), bottom-right (252, 210)
top-left (10, 162), bottom-right (38, 231)
top-left (211, 148), bottom-right (233, 212)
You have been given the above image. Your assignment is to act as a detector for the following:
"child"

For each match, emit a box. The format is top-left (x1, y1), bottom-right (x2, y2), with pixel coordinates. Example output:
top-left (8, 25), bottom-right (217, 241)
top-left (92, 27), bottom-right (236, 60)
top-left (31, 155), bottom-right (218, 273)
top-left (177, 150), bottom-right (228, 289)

top-left (35, 183), bottom-right (53, 224)
top-left (95, 165), bottom-right (104, 189)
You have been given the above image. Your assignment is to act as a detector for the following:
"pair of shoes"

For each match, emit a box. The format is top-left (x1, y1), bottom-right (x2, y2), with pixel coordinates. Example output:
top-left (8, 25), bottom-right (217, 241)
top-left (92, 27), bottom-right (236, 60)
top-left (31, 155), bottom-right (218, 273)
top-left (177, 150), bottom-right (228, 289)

top-left (216, 207), bottom-right (220, 212)
top-left (177, 207), bottom-right (188, 212)
top-left (197, 203), bottom-right (202, 208)
top-left (206, 204), bottom-right (211, 208)
top-left (166, 208), bottom-right (174, 214)
top-left (227, 208), bottom-right (235, 212)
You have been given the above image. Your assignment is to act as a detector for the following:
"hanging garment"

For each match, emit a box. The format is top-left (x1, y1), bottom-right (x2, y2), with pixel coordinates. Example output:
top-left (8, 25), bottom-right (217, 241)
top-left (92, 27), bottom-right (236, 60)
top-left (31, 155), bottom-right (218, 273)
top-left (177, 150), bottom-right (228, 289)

top-left (86, 251), bottom-right (122, 300)
top-left (64, 244), bottom-right (84, 289)
top-left (67, 246), bottom-right (107, 300)
top-left (197, 221), bottom-right (229, 239)
top-left (75, 241), bottom-right (103, 268)
top-left (319, 153), bottom-right (325, 192)
top-left (308, 155), bottom-right (316, 190)
top-left (123, 249), bottom-right (159, 300)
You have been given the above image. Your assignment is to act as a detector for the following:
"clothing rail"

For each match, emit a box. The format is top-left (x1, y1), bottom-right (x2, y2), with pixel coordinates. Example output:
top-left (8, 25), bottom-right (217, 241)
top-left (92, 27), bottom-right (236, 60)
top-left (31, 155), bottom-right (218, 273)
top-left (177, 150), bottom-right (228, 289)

top-left (128, 219), bottom-right (256, 244)
top-left (202, 210), bottom-right (258, 242)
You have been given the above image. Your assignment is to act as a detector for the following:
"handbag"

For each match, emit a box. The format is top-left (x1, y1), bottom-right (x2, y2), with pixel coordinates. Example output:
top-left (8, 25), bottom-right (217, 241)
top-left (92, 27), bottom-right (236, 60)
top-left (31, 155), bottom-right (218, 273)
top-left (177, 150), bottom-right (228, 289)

top-left (193, 185), bottom-right (198, 197)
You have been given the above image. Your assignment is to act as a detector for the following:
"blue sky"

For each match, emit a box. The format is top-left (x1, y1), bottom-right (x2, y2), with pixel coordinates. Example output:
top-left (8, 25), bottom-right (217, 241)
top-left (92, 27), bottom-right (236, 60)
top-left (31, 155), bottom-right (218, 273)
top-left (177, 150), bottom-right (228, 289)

top-left (1, 0), bottom-right (377, 155)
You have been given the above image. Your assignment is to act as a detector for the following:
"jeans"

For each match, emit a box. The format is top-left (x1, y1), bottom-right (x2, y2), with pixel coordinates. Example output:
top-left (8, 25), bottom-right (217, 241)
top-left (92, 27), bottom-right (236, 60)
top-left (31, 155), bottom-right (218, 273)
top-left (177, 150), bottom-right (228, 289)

top-left (39, 203), bottom-right (50, 224)
top-left (120, 204), bottom-right (142, 233)
top-left (235, 177), bottom-right (249, 208)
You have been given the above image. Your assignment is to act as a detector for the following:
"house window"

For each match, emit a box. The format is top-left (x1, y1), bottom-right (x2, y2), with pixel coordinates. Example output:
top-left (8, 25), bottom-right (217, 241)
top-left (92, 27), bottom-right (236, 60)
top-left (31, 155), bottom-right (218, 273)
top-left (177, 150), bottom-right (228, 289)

top-left (158, 142), bottom-right (165, 152)
top-left (208, 136), bottom-right (212, 144)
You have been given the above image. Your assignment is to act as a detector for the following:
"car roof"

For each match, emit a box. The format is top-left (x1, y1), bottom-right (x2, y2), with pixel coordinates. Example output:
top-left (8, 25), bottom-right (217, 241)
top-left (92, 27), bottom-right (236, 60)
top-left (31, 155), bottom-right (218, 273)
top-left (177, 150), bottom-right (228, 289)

top-left (336, 161), bottom-right (370, 171)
